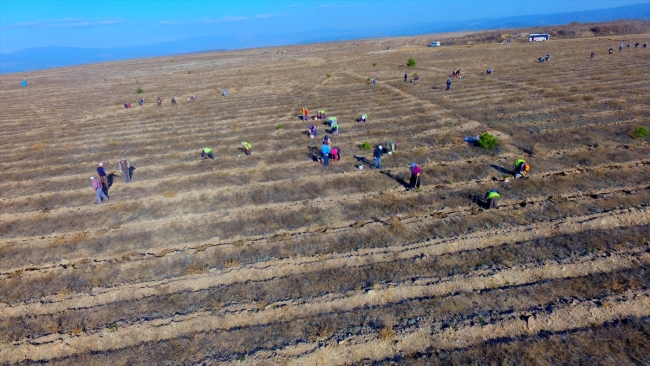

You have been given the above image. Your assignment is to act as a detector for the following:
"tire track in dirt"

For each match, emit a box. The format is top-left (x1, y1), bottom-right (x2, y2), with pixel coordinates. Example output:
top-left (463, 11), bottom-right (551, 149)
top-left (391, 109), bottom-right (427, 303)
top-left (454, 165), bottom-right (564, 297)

top-left (3, 250), bottom-right (648, 364)
top-left (2, 202), bottom-right (648, 320)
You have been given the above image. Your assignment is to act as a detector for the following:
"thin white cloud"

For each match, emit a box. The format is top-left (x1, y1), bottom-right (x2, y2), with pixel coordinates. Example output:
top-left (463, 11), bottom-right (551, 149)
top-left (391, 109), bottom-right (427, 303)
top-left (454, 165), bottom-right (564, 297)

top-left (255, 13), bottom-right (287, 19)
top-left (219, 16), bottom-right (249, 22)
top-left (12, 17), bottom-right (124, 29)
top-left (318, 4), bottom-right (356, 9)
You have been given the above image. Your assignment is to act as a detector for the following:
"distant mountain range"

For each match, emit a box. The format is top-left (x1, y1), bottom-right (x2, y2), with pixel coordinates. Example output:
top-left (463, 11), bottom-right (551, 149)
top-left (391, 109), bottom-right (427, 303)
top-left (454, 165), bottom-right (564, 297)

top-left (1, 3), bottom-right (648, 74)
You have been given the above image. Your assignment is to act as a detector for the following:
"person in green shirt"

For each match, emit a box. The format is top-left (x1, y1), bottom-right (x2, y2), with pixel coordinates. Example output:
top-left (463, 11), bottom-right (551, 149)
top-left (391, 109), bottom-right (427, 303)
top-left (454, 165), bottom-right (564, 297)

top-left (241, 142), bottom-right (252, 156)
top-left (515, 159), bottom-right (530, 178)
top-left (485, 189), bottom-right (500, 209)
top-left (201, 148), bottom-right (214, 160)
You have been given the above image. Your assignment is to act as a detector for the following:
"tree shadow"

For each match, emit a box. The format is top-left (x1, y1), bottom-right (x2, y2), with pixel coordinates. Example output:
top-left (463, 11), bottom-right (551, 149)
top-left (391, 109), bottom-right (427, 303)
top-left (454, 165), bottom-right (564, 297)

top-left (491, 164), bottom-right (512, 175)
top-left (381, 170), bottom-right (409, 188)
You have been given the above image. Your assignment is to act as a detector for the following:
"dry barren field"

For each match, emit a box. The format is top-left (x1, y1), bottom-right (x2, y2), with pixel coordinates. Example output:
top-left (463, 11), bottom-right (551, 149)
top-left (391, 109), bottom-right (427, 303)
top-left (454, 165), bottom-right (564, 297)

top-left (1, 31), bottom-right (650, 365)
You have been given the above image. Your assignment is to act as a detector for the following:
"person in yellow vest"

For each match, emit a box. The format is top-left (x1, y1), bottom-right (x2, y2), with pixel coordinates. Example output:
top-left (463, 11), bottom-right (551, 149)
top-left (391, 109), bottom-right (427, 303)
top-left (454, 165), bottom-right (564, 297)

top-left (485, 189), bottom-right (500, 209)
top-left (241, 142), bottom-right (252, 156)
top-left (201, 148), bottom-right (214, 160)
top-left (515, 159), bottom-right (530, 178)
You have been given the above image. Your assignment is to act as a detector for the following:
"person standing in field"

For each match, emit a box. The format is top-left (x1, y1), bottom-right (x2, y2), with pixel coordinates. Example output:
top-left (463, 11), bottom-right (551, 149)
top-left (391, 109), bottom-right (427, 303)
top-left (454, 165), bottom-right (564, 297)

top-left (321, 143), bottom-right (330, 166)
top-left (302, 106), bottom-right (309, 121)
top-left (409, 162), bottom-right (422, 189)
top-left (90, 177), bottom-right (109, 204)
top-left (97, 162), bottom-right (110, 190)
top-left (446, 78), bottom-right (452, 90)
top-left (404, 73), bottom-right (408, 82)
top-left (118, 158), bottom-right (131, 183)
top-left (372, 145), bottom-right (383, 169)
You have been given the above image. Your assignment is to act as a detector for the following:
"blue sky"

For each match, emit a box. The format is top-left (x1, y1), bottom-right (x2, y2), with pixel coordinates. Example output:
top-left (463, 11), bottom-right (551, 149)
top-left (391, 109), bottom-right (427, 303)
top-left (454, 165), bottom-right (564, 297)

top-left (1, 0), bottom-right (648, 53)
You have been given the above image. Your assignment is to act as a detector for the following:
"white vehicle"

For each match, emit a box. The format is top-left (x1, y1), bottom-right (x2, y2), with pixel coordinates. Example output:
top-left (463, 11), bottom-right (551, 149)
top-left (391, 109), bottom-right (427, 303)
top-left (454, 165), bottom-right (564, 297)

top-left (529, 33), bottom-right (550, 42)
top-left (429, 41), bottom-right (441, 47)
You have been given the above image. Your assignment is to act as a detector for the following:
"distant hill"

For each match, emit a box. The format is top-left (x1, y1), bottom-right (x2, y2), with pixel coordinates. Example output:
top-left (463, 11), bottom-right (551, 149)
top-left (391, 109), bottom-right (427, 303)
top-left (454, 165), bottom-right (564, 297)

top-left (1, 3), bottom-right (648, 74)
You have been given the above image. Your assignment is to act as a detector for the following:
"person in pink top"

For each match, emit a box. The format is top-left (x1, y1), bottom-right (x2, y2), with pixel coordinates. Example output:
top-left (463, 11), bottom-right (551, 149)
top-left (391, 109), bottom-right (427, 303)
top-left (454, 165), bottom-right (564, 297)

top-left (90, 177), bottom-right (109, 204)
top-left (409, 162), bottom-right (423, 190)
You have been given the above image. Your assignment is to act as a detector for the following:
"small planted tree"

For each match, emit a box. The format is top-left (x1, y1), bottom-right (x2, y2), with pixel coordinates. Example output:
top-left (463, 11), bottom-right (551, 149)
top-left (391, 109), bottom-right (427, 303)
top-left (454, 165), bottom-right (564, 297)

top-left (359, 141), bottom-right (372, 150)
top-left (631, 126), bottom-right (649, 139)
top-left (373, 63), bottom-right (377, 66)
top-left (136, 88), bottom-right (144, 94)
top-left (477, 132), bottom-right (498, 149)
top-left (326, 73), bottom-right (332, 78)
top-left (276, 124), bottom-right (285, 130)
top-left (406, 58), bottom-right (416, 67)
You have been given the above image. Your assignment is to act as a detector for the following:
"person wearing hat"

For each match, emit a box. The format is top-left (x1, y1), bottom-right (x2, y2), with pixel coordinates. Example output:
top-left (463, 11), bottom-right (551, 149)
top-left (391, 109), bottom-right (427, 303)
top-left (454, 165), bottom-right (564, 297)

top-left (90, 176), bottom-right (109, 204)
top-left (96, 162), bottom-right (110, 190)
top-left (118, 158), bottom-right (132, 183)
top-left (409, 163), bottom-right (423, 190)
top-left (241, 142), bottom-right (252, 156)
top-left (372, 145), bottom-right (383, 169)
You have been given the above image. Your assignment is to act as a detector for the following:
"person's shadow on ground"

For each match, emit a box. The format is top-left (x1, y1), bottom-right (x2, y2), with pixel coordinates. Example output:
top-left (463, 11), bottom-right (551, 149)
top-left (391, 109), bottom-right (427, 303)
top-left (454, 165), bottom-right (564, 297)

top-left (469, 193), bottom-right (489, 209)
top-left (308, 146), bottom-right (322, 162)
top-left (107, 172), bottom-right (117, 188)
top-left (491, 164), bottom-right (512, 175)
top-left (129, 166), bottom-right (136, 180)
top-left (353, 155), bottom-right (371, 168)
top-left (381, 170), bottom-right (409, 188)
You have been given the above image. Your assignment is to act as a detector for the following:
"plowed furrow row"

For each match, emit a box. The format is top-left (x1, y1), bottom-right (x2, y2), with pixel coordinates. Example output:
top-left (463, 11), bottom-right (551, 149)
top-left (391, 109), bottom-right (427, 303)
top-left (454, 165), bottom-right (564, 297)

top-left (3, 252), bottom-right (648, 364)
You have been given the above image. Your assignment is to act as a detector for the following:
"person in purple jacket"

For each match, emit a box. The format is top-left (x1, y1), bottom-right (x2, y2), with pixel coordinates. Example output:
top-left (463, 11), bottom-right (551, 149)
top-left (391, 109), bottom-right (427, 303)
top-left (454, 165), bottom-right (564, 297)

top-left (409, 162), bottom-right (423, 190)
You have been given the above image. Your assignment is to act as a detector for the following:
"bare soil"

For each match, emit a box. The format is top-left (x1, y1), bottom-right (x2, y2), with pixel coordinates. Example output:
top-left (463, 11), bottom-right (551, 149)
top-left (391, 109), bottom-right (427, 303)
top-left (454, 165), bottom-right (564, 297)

top-left (0, 22), bottom-right (649, 365)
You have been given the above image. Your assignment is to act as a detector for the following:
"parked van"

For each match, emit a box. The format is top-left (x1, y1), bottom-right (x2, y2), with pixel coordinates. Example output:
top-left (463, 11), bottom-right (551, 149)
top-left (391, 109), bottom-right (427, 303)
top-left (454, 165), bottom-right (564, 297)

top-left (429, 41), bottom-right (441, 47)
top-left (529, 34), bottom-right (550, 42)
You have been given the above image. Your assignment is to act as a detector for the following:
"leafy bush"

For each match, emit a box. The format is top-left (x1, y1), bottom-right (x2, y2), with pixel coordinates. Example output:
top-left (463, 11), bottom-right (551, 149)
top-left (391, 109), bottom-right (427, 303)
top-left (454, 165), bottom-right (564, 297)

top-left (373, 63), bottom-right (377, 66)
top-left (359, 141), bottom-right (372, 150)
top-left (631, 127), bottom-right (648, 138)
top-left (187, 71), bottom-right (192, 74)
top-left (326, 73), bottom-right (331, 78)
top-left (276, 124), bottom-right (284, 130)
top-left (406, 58), bottom-right (416, 67)
top-left (136, 88), bottom-right (144, 94)
top-left (477, 132), bottom-right (499, 149)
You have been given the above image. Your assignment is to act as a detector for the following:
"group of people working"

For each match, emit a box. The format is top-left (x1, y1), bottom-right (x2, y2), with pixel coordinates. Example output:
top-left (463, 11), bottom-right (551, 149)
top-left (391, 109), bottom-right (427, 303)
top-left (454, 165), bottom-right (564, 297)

top-left (89, 159), bottom-right (132, 204)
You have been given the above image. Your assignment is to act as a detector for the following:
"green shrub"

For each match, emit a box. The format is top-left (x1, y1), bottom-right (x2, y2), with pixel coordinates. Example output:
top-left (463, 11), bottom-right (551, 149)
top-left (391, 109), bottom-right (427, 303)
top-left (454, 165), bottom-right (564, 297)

top-left (326, 73), bottom-right (331, 78)
top-left (136, 88), bottom-right (144, 94)
top-left (373, 63), bottom-right (377, 66)
top-left (187, 71), bottom-right (192, 74)
top-left (276, 124), bottom-right (284, 130)
top-left (359, 141), bottom-right (372, 150)
top-left (477, 132), bottom-right (498, 149)
top-left (367, 77), bottom-right (371, 82)
top-left (631, 126), bottom-right (648, 139)
top-left (406, 58), bottom-right (416, 67)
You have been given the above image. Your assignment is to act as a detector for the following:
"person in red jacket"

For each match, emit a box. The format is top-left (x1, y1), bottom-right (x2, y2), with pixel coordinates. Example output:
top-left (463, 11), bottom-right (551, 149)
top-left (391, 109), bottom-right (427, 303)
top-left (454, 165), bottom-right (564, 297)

top-left (409, 162), bottom-right (422, 190)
